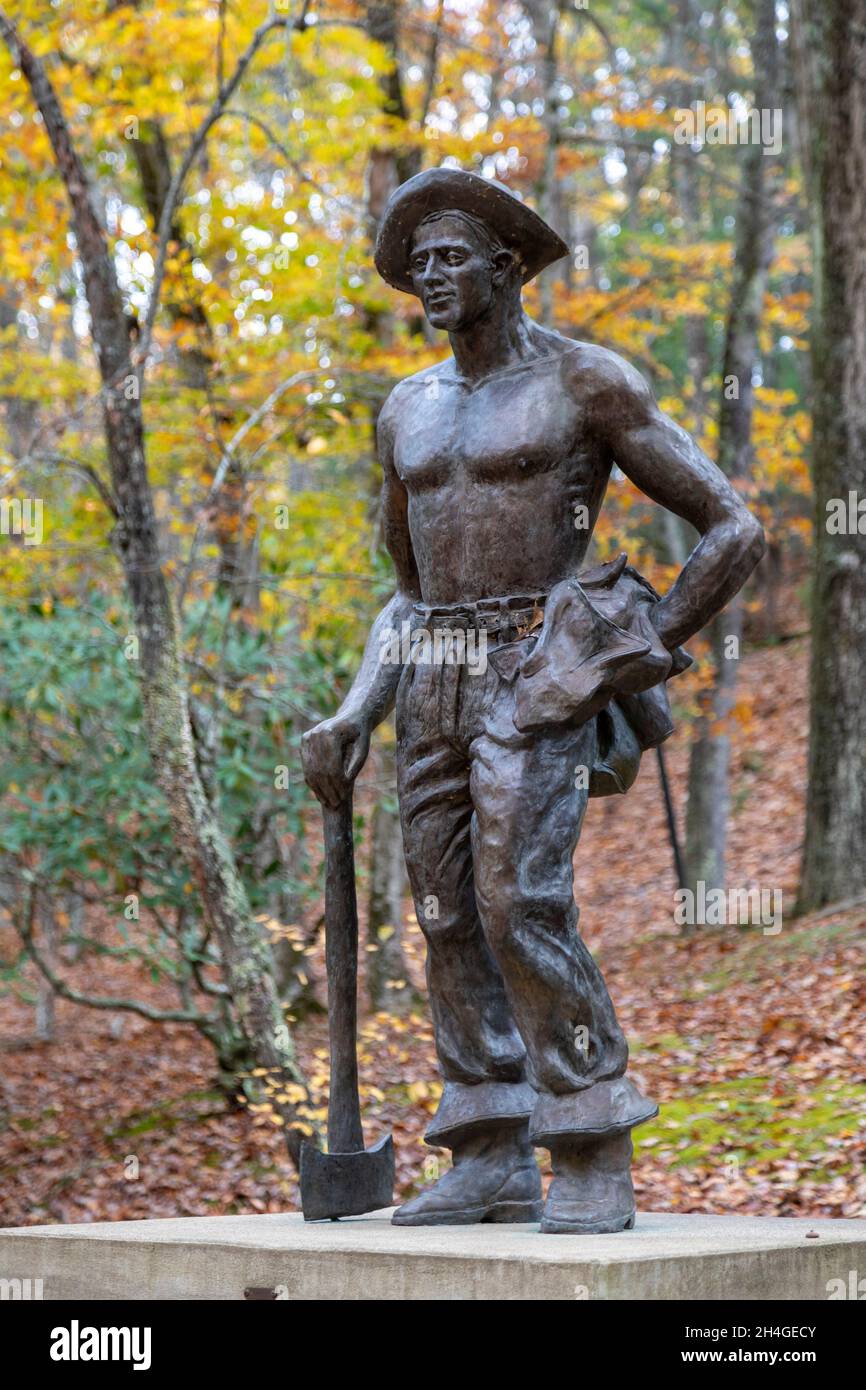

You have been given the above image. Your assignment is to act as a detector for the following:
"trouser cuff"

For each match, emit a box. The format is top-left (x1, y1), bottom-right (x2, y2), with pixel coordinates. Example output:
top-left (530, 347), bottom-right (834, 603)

top-left (424, 1079), bottom-right (537, 1148)
top-left (529, 1076), bottom-right (658, 1146)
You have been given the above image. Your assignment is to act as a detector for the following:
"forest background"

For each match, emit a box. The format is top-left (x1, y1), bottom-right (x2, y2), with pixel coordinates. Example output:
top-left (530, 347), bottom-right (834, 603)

top-left (1, 0), bottom-right (865, 1224)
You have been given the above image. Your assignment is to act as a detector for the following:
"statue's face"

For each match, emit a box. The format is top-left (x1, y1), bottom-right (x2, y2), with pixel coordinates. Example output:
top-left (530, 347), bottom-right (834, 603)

top-left (408, 214), bottom-right (499, 330)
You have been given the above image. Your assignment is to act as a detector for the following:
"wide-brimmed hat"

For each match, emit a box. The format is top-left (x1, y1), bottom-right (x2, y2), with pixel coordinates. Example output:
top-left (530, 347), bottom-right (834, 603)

top-left (374, 166), bottom-right (569, 294)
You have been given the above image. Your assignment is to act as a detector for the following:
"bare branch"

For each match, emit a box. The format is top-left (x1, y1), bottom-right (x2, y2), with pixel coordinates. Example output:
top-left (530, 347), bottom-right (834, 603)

top-left (576, 7), bottom-right (617, 63)
top-left (137, 12), bottom-right (312, 372)
top-left (18, 883), bottom-right (217, 1026)
top-left (176, 368), bottom-right (329, 607)
top-left (221, 108), bottom-right (362, 214)
top-left (420, 0), bottom-right (446, 126)
top-left (12, 451), bottom-right (120, 518)
top-left (0, 10), bottom-right (131, 383)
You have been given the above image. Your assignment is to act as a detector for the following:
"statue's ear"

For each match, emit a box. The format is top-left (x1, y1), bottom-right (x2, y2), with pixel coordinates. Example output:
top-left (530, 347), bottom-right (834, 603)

top-left (491, 247), bottom-right (517, 286)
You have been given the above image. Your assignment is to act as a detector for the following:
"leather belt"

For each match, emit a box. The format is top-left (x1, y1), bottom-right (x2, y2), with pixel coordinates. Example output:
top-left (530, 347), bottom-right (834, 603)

top-left (412, 593), bottom-right (547, 643)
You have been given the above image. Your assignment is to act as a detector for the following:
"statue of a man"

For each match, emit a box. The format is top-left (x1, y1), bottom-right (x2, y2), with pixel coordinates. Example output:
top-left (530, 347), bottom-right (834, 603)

top-left (301, 168), bottom-right (764, 1233)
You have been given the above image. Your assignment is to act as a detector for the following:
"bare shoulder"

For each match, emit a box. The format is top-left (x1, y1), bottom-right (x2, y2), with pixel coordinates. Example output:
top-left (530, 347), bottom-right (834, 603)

top-left (378, 359), bottom-right (452, 431)
top-left (556, 339), bottom-right (655, 423)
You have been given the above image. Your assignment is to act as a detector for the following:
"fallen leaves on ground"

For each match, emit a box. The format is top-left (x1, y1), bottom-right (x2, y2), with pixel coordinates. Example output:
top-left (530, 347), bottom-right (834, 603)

top-left (2, 636), bottom-right (864, 1225)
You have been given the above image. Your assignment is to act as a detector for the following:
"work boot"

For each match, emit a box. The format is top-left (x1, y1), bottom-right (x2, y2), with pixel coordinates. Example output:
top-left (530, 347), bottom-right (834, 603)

top-left (541, 1133), bottom-right (636, 1234)
top-left (392, 1124), bottom-right (542, 1226)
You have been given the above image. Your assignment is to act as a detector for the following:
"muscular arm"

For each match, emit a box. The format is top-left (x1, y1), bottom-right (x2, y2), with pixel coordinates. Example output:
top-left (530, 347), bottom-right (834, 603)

top-left (596, 357), bottom-right (765, 649)
top-left (334, 397), bottom-right (420, 728)
top-left (301, 393), bottom-right (419, 807)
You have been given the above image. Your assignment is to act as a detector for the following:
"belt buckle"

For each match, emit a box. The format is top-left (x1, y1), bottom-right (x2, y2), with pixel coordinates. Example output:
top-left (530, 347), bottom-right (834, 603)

top-left (516, 597), bottom-right (546, 639)
top-left (497, 598), bottom-right (516, 645)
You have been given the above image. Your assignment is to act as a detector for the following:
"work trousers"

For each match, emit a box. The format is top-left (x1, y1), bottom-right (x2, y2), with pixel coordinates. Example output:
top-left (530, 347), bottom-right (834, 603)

top-left (395, 635), bottom-right (657, 1149)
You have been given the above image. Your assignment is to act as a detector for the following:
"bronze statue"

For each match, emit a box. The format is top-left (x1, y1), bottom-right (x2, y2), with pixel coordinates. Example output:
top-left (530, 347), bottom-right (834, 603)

top-left (301, 167), bottom-right (764, 1234)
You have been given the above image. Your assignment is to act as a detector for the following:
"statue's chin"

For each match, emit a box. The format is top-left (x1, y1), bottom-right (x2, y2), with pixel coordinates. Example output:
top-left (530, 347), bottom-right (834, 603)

top-left (424, 306), bottom-right (459, 331)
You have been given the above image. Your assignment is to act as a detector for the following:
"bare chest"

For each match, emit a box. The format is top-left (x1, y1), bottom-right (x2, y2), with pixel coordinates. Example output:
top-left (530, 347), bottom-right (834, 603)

top-left (392, 367), bottom-right (590, 492)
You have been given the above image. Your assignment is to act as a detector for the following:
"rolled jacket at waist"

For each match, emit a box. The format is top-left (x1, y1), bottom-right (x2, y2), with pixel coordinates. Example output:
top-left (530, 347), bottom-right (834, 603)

top-left (412, 553), bottom-right (692, 796)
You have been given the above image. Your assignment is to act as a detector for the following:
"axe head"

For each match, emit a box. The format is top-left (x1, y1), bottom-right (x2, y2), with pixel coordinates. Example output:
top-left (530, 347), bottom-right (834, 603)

top-left (299, 1134), bottom-right (395, 1221)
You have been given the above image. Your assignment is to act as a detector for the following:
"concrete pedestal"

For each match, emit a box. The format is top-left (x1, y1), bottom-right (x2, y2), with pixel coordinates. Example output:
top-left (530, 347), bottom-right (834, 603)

top-left (1, 1210), bottom-right (864, 1300)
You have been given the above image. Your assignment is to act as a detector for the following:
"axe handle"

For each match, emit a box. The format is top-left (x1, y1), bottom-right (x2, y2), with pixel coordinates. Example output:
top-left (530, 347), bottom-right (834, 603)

top-left (322, 796), bottom-right (364, 1154)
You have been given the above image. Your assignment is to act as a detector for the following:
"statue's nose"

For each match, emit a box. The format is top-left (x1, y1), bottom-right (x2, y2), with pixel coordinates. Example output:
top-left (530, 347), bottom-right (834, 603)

top-left (421, 257), bottom-right (445, 287)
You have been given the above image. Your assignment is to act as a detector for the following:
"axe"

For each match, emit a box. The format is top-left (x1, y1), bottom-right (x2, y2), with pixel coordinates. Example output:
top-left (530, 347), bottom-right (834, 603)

top-left (300, 793), bottom-right (394, 1220)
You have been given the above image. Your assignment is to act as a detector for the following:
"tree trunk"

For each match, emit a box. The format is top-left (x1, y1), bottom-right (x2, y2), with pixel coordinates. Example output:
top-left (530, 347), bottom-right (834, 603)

top-left (363, 0), bottom-right (423, 352)
top-left (669, 0), bottom-right (712, 428)
top-left (35, 893), bottom-right (56, 1042)
top-left (131, 118), bottom-right (256, 607)
top-left (683, 0), bottom-right (778, 909)
top-left (1, 16), bottom-right (311, 1162)
top-left (0, 290), bottom-right (38, 456)
top-left (257, 824), bottom-right (324, 1017)
top-left (358, 2), bottom-right (418, 1013)
top-left (522, 0), bottom-right (568, 327)
top-left (364, 1), bottom-right (422, 230)
top-left (683, 612), bottom-right (739, 905)
top-left (791, 0), bottom-right (866, 910)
